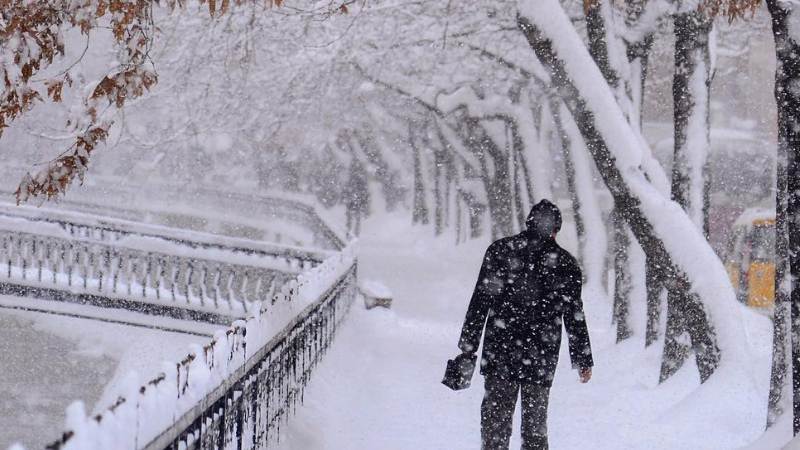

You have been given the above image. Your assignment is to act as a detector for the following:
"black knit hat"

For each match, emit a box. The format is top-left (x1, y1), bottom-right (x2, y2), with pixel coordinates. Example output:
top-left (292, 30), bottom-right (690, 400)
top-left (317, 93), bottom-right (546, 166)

top-left (526, 199), bottom-right (562, 236)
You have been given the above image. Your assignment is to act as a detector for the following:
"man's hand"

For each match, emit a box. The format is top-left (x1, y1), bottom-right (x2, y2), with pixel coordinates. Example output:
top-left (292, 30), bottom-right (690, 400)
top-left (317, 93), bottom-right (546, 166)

top-left (579, 367), bottom-right (592, 384)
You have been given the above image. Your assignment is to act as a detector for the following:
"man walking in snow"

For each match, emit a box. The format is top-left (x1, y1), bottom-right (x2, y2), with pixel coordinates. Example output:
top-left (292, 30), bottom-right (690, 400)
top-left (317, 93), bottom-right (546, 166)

top-left (456, 199), bottom-right (593, 450)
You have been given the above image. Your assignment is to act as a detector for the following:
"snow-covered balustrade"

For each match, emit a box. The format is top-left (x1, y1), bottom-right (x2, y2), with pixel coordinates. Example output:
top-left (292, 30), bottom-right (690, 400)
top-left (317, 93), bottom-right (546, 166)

top-left (45, 243), bottom-right (358, 450)
top-left (0, 213), bottom-right (328, 325)
top-left (0, 203), bottom-right (334, 265)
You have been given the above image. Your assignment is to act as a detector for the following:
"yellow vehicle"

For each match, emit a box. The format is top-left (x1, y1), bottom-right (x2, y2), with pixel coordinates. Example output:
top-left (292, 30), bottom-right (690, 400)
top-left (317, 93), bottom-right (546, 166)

top-left (724, 209), bottom-right (776, 309)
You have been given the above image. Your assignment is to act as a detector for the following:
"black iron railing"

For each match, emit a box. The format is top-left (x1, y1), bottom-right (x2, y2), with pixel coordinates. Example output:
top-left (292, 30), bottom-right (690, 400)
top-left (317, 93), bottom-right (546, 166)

top-left (147, 267), bottom-right (356, 450)
top-left (44, 245), bottom-right (358, 450)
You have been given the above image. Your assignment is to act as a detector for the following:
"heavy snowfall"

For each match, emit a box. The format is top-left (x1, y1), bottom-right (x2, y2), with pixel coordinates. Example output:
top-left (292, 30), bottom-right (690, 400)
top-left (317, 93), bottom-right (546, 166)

top-left (1, 0), bottom-right (799, 448)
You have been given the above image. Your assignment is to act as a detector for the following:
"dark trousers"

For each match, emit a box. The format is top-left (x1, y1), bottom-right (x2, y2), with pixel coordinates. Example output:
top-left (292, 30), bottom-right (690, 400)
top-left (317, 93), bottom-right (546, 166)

top-left (481, 377), bottom-right (550, 450)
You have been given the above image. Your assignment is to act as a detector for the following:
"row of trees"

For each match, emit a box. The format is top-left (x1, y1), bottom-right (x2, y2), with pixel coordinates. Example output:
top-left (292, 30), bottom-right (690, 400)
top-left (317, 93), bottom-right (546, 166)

top-left (2, 0), bottom-right (799, 436)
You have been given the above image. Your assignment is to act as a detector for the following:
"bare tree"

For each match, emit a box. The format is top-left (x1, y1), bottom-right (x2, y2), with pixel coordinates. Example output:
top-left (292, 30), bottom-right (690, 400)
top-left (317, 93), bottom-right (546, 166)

top-left (517, 0), bottom-right (751, 383)
top-left (662, 9), bottom-right (715, 382)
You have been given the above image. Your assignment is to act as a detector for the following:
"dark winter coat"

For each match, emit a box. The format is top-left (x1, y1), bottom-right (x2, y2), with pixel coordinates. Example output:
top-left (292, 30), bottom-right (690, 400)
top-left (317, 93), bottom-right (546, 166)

top-left (458, 231), bottom-right (593, 386)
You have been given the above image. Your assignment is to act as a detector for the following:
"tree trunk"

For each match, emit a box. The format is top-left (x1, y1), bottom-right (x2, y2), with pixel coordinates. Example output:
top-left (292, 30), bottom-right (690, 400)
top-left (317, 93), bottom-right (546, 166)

top-left (427, 126), bottom-right (447, 236)
top-left (768, 145), bottom-right (790, 427)
top-left (627, 30), bottom-right (665, 348)
top-left (626, 34), bottom-right (654, 133)
top-left (552, 101), bottom-right (610, 291)
top-left (645, 258), bottom-right (663, 347)
top-left (613, 208), bottom-right (633, 342)
top-left (585, 0), bottom-right (633, 338)
top-left (662, 10), bottom-right (714, 382)
top-left (353, 129), bottom-right (403, 212)
top-left (464, 117), bottom-right (515, 239)
top-left (585, 0), bottom-right (620, 90)
top-left (551, 107), bottom-right (587, 267)
top-left (670, 11), bottom-right (713, 232)
top-left (624, 0), bottom-right (655, 131)
top-left (509, 121), bottom-right (530, 231)
top-left (766, 0), bottom-right (800, 433)
top-left (517, 5), bottom-right (732, 382)
top-left (410, 126), bottom-right (430, 225)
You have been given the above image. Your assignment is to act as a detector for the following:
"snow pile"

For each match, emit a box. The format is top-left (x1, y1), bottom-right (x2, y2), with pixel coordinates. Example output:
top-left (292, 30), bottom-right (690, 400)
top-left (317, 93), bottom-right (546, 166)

top-left (360, 279), bottom-right (392, 299)
top-left (37, 241), bottom-right (357, 450)
top-left (733, 207), bottom-right (775, 228)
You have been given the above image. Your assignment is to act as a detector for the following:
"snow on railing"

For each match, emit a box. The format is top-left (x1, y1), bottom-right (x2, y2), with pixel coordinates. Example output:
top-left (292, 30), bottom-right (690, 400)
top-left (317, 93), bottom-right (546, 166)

top-left (44, 242), bottom-right (358, 450)
top-left (0, 215), bottom-right (317, 324)
top-left (0, 185), bottom-right (348, 251)
top-left (0, 203), bottom-right (334, 265)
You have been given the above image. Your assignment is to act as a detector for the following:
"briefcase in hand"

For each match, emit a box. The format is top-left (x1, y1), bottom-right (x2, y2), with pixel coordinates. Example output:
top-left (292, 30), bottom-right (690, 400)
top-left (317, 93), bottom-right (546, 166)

top-left (442, 353), bottom-right (477, 391)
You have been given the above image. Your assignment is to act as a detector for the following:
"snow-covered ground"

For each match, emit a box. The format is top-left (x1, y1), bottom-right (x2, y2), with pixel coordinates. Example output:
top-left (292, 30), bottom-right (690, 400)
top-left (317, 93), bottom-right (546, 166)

top-left (275, 213), bottom-right (788, 450)
top-left (0, 209), bottom-right (788, 449)
top-left (0, 303), bottom-right (210, 450)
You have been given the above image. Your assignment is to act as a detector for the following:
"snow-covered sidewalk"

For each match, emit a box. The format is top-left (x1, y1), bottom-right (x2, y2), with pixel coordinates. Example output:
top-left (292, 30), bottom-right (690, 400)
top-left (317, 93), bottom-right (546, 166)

top-left (275, 215), bottom-right (783, 450)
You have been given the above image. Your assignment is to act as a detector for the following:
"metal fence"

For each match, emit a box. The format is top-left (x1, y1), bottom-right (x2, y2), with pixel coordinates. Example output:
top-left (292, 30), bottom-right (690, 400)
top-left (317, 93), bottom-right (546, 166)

top-left (0, 188), bottom-right (346, 252)
top-left (0, 202), bottom-right (358, 449)
top-left (44, 251), bottom-right (357, 450)
top-left (0, 227), bottom-right (306, 324)
top-left (146, 267), bottom-right (356, 450)
top-left (0, 204), bottom-right (333, 264)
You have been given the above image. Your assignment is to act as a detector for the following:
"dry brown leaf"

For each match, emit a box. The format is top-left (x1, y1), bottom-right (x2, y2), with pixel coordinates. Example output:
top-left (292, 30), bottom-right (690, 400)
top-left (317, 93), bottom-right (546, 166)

top-left (96, 1), bottom-right (107, 17)
top-left (46, 80), bottom-right (64, 102)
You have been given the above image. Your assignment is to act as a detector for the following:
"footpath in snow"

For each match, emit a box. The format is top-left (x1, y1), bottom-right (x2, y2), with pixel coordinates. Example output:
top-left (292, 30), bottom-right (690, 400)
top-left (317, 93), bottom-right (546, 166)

top-left (275, 214), bottom-right (786, 450)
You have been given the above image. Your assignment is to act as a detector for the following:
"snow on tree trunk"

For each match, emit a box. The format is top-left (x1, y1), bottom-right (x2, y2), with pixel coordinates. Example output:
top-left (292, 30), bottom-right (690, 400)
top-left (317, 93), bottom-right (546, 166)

top-left (765, 0), bottom-right (800, 433)
top-left (671, 11), bottom-right (713, 235)
top-left (434, 116), bottom-right (488, 239)
top-left (554, 112), bottom-right (587, 268)
top-left (625, 21), bottom-right (664, 347)
top-left (523, 95), bottom-right (555, 204)
top-left (516, 0), bottom-right (752, 388)
top-left (435, 87), bottom-right (557, 239)
top-left (436, 86), bottom-right (554, 204)
top-left (626, 35), bottom-right (654, 134)
top-left (552, 101), bottom-right (609, 292)
top-left (587, 0), bottom-right (673, 346)
top-left (584, 0), bottom-right (641, 342)
top-left (662, 10), bottom-right (715, 382)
